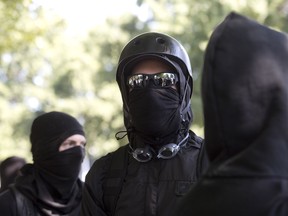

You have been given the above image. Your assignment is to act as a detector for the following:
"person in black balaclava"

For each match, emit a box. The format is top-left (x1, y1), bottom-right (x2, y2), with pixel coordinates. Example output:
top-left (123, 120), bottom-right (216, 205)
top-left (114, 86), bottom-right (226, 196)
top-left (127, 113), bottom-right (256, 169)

top-left (81, 32), bottom-right (209, 216)
top-left (0, 156), bottom-right (26, 193)
top-left (173, 12), bottom-right (288, 216)
top-left (0, 111), bottom-right (86, 216)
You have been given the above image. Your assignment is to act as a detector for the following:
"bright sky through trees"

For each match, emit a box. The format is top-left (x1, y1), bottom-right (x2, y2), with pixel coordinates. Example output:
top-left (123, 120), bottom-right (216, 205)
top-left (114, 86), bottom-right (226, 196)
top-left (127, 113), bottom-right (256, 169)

top-left (36, 0), bottom-right (137, 36)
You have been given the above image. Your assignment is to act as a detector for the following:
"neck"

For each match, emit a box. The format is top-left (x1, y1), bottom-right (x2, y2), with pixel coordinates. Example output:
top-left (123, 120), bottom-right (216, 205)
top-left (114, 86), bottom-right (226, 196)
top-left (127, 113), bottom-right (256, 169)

top-left (130, 128), bottom-right (189, 148)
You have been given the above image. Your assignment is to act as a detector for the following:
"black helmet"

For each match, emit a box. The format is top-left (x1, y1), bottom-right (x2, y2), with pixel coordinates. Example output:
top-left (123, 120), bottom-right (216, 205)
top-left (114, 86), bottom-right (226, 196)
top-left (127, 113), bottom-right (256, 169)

top-left (116, 32), bottom-right (194, 130)
top-left (117, 32), bottom-right (192, 74)
top-left (116, 32), bottom-right (192, 88)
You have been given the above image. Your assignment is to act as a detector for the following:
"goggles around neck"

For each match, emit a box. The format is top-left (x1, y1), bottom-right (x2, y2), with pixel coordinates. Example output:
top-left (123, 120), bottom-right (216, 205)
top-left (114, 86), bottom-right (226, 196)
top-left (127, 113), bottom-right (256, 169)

top-left (127, 72), bottom-right (178, 89)
top-left (129, 133), bottom-right (189, 162)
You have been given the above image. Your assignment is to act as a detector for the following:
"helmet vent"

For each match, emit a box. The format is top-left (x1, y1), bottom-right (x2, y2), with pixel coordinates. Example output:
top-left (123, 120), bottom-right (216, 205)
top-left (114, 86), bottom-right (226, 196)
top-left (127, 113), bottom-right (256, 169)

top-left (156, 37), bottom-right (165, 44)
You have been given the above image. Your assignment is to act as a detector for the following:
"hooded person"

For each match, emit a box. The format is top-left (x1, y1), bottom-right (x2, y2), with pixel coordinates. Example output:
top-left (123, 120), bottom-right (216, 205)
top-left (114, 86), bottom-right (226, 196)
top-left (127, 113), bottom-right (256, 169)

top-left (81, 32), bottom-right (208, 216)
top-left (173, 12), bottom-right (288, 216)
top-left (0, 156), bottom-right (26, 193)
top-left (0, 111), bottom-right (87, 216)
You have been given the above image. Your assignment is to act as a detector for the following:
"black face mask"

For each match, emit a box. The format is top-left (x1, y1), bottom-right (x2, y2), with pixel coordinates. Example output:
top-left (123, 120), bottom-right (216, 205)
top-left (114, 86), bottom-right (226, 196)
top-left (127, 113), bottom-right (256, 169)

top-left (32, 145), bottom-right (85, 198)
top-left (36, 146), bottom-right (85, 181)
top-left (128, 87), bottom-right (181, 140)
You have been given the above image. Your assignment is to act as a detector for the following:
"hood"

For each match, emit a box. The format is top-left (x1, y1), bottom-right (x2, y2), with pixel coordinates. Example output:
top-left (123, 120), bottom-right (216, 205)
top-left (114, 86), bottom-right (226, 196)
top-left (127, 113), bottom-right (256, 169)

top-left (202, 12), bottom-right (288, 177)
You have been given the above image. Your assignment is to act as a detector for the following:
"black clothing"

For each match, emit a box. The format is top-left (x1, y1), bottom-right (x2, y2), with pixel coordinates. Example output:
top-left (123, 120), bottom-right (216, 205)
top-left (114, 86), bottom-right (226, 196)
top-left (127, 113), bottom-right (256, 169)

top-left (117, 53), bottom-right (193, 141)
top-left (30, 111), bottom-right (85, 161)
top-left (0, 111), bottom-right (85, 216)
top-left (173, 12), bottom-right (288, 216)
top-left (128, 87), bottom-right (181, 144)
top-left (0, 189), bottom-right (17, 215)
top-left (81, 131), bottom-right (208, 216)
top-left (83, 32), bottom-right (208, 216)
top-left (30, 111), bottom-right (85, 199)
top-left (0, 165), bottom-right (83, 216)
top-left (0, 156), bottom-right (26, 193)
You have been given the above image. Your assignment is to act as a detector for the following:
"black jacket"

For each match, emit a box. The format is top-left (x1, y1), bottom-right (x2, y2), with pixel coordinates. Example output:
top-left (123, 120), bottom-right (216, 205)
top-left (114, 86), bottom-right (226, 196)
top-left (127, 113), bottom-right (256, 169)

top-left (0, 186), bottom-right (39, 216)
top-left (173, 12), bottom-right (288, 216)
top-left (0, 183), bottom-right (83, 216)
top-left (81, 131), bottom-right (208, 216)
top-left (0, 165), bottom-right (83, 216)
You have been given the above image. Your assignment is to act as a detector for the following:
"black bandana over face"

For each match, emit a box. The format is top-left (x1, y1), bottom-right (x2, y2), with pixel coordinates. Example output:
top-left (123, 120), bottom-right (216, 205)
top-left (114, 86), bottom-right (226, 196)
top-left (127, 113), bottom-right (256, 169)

top-left (36, 146), bottom-right (85, 182)
top-left (128, 87), bottom-right (181, 142)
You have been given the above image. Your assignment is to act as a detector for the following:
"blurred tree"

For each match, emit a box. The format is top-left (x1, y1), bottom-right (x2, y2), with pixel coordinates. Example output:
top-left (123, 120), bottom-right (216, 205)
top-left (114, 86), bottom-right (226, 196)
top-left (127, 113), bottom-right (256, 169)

top-left (0, 0), bottom-right (65, 160)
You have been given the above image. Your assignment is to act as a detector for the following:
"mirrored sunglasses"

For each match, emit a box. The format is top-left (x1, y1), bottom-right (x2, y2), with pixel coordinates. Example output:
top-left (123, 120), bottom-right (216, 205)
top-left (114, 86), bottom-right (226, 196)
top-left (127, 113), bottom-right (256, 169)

top-left (127, 72), bottom-right (178, 89)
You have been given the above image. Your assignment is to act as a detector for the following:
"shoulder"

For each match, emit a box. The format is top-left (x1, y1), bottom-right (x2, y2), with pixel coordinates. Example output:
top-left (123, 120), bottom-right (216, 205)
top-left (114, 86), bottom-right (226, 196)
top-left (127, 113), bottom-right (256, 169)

top-left (0, 188), bottom-right (16, 203)
top-left (188, 130), bottom-right (210, 174)
top-left (0, 188), bottom-right (17, 215)
top-left (188, 130), bottom-right (204, 148)
top-left (85, 144), bottom-right (129, 183)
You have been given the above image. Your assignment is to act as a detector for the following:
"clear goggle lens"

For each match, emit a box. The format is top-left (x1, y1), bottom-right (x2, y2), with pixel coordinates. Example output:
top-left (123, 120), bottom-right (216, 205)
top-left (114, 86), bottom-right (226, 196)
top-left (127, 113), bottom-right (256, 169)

top-left (157, 144), bottom-right (180, 159)
top-left (132, 148), bottom-right (153, 163)
top-left (127, 72), bottom-right (178, 89)
top-left (130, 134), bottom-right (189, 162)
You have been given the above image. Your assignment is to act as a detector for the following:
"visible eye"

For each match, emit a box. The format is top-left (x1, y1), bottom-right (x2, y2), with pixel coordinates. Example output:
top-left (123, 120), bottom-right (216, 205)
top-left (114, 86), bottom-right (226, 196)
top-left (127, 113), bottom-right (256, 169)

top-left (80, 141), bottom-right (87, 147)
top-left (62, 141), bottom-right (76, 148)
top-left (59, 135), bottom-right (87, 152)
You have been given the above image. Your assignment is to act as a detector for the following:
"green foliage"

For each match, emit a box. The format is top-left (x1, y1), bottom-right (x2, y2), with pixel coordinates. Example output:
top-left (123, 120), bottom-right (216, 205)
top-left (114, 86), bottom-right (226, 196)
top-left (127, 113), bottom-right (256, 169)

top-left (0, 0), bottom-right (65, 161)
top-left (0, 0), bottom-right (288, 162)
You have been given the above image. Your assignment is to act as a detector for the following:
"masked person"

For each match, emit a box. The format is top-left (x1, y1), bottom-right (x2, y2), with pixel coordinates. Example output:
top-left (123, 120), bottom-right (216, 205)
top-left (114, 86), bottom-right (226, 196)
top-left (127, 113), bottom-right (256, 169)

top-left (0, 156), bottom-right (26, 193)
top-left (0, 111), bottom-right (86, 216)
top-left (81, 32), bottom-right (208, 216)
top-left (173, 12), bottom-right (288, 216)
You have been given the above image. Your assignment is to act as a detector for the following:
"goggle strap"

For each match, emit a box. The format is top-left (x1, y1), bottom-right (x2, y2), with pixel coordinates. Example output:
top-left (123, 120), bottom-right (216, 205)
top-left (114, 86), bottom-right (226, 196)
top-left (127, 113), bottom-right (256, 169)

top-left (115, 130), bottom-right (128, 140)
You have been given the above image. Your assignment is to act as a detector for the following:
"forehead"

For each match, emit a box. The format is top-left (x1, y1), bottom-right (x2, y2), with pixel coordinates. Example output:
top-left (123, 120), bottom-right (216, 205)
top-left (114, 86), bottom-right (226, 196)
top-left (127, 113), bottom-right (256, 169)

top-left (64, 134), bottom-right (86, 142)
top-left (132, 59), bottom-right (175, 75)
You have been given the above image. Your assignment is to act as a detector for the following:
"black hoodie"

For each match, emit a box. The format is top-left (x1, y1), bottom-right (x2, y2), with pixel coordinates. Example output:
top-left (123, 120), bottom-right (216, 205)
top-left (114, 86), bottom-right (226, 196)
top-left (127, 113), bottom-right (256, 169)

top-left (173, 12), bottom-right (288, 216)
